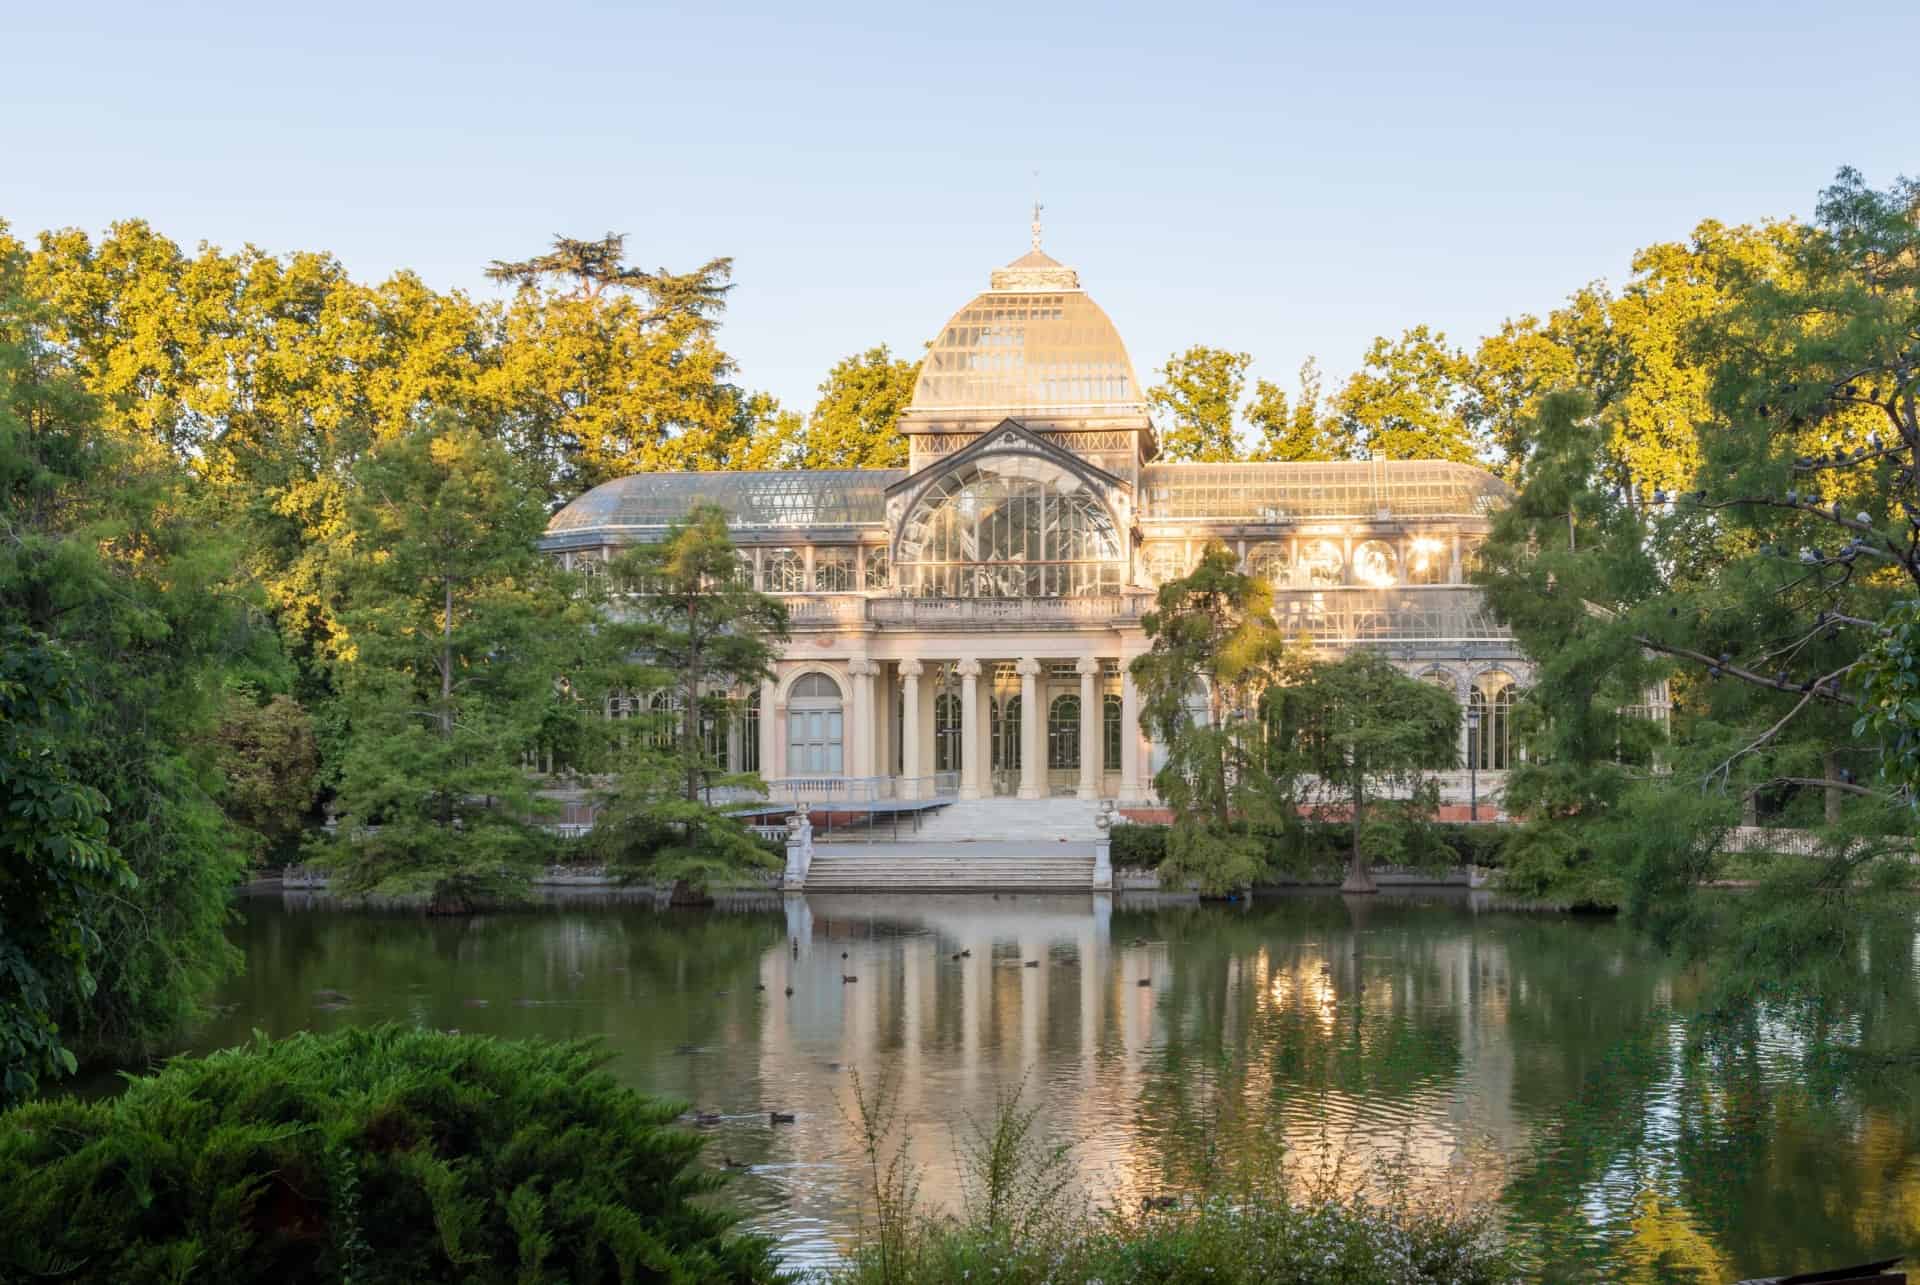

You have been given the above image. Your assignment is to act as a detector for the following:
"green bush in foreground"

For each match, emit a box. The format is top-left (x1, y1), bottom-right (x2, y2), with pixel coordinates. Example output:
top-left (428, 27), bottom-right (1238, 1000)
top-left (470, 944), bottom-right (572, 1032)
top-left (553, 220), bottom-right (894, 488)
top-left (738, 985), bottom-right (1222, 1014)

top-left (0, 1026), bottom-right (782, 1284)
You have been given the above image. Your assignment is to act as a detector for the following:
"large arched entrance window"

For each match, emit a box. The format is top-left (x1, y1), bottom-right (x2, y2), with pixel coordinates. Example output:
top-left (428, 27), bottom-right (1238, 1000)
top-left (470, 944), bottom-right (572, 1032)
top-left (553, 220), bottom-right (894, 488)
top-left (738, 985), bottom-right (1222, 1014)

top-left (895, 455), bottom-right (1123, 597)
top-left (1469, 674), bottom-right (1515, 771)
top-left (1047, 694), bottom-right (1081, 770)
top-left (1103, 693), bottom-right (1123, 772)
top-left (787, 673), bottom-right (844, 776)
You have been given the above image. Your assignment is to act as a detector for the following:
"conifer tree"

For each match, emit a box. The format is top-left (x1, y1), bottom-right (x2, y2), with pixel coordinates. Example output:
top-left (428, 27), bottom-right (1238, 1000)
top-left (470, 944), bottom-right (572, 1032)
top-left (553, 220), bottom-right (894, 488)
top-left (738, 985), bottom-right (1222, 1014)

top-left (587, 504), bottom-right (789, 891)
top-left (1130, 543), bottom-right (1301, 893)
top-left (319, 420), bottom-right (582, 910)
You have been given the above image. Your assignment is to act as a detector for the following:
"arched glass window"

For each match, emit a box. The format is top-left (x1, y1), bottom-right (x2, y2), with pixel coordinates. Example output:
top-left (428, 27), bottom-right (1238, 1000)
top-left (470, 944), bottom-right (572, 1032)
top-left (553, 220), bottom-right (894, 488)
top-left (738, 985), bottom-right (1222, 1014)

top-left (896, 455), bottom-right (1123, 598)
top-left (1142, 543), bottom-right (1188, 588)
top-left (740, 690), bottom-right (761, 773)
top-left (699, 697), bottom-right (727, 768)
top-left (1470, 674), bottom-right (1515, 770)
top-left (991, 695), bottom-right (1022, 772)
top-left (647, 689), bottom-right (683, 751)
top-left (762, 548), bottom-right (805, 593)
top-left (934, 692), bottom-right (963, 773)
top-left (1352, 540), bottom-right (1399, 587)
top-left (864, 546), bottom-right (890, 591)
top-left (1301, 538), bottom-right (1344, 587)
top-left (1246, 542), bottom-right (1292, 586)
top-left (1405, 537), bottom-right (1449, 585)
top-left (814, 548), bottom-right (855, 592)
top-left (1103, 693), bottom-right (1123, 771)
top-left (1048, 694), bottom-right (1080, 770)
top-left (787, 673), bottom-right (844, 775)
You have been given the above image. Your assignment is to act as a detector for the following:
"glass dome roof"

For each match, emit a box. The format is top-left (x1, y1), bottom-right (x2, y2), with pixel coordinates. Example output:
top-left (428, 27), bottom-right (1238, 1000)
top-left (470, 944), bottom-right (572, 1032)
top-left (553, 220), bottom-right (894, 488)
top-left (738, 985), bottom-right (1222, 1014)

top-left (908, 251), bottom-right (1144, 416)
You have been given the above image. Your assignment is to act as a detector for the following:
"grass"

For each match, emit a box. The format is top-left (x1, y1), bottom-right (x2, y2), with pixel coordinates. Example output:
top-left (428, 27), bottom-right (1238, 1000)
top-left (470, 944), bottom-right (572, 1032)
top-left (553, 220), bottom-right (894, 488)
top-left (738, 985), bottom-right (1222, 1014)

top-left (827, 1072), bottom-right (1521, 1285)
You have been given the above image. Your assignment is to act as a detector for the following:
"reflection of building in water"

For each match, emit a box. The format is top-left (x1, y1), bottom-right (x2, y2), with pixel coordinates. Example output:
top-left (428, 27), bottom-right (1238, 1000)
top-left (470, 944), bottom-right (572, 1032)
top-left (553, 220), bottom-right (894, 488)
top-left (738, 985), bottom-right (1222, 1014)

top-left (748, 894), bottom-right (1542, 1232)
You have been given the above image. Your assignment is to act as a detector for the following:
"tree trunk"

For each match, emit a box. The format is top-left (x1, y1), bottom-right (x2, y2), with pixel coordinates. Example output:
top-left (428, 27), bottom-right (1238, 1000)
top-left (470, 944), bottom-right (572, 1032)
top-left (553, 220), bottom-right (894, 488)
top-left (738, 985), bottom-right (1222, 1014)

top-left (1823, 749), bottom-right (1842, 824)
top-left (441, 579), bottom-right (455, 736)
top-left (1341, 766), bottom-right (1376, 893)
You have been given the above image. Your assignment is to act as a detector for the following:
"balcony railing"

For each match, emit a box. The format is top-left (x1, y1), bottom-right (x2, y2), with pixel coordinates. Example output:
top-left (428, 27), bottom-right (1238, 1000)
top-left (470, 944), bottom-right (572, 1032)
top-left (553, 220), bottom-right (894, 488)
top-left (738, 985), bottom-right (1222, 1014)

top-left (869, 594), bottom-right (1153, 629)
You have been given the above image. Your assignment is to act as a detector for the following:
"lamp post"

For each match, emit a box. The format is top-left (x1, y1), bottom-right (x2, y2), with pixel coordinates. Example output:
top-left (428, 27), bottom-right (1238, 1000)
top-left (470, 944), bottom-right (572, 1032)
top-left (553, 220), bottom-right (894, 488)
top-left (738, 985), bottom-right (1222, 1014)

top-left (1466, 707), bottom-right (1481, 823)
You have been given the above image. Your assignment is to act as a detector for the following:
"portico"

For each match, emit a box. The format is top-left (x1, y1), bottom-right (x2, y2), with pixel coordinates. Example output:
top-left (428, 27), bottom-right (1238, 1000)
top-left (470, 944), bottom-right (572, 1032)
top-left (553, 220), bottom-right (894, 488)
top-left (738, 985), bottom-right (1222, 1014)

top-left (753, 645), bottom-right (1151, 803)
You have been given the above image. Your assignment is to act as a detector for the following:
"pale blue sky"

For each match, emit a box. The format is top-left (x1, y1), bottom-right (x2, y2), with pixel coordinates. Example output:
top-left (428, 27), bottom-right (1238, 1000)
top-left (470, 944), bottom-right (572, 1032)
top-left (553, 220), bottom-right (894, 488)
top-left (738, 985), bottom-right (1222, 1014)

top-left (4, 0), bottom-right (1915, 413)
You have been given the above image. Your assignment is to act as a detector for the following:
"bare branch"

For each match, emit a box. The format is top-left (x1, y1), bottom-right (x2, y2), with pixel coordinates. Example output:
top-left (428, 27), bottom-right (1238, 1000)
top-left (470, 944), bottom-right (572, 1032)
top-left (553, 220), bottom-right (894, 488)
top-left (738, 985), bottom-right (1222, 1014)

top-left (1634, 635), bottom-right (1861, 706)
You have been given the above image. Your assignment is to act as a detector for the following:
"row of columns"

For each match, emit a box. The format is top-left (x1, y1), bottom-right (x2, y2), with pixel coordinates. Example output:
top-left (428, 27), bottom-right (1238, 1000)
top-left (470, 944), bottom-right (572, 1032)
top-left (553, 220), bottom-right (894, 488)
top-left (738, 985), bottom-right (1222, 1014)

top-left (760, 654), bottom-right (1149, 802)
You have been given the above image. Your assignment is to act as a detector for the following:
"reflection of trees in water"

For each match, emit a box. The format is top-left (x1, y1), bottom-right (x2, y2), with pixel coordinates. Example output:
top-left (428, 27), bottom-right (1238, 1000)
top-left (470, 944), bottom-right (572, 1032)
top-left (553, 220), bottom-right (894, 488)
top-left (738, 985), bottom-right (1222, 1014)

top-left (1499, 902), bottom-right (1920, 1282)
top-left (1113, 898), bottom-right (1497, 1199)
top-left (200, 900), bottom-right (786, 1069)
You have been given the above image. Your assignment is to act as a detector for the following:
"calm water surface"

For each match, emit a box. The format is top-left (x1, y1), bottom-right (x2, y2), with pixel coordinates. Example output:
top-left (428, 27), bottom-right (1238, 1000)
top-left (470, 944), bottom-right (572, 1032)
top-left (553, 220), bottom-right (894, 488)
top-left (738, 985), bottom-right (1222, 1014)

top-left (180, 888), bottom-right (1920, 1280)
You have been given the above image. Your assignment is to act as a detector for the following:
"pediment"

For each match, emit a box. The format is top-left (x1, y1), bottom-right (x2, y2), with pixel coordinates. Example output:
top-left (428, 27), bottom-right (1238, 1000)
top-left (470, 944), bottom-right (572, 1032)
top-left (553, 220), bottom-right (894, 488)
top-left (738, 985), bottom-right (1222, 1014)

top-left (884, 418), bottom-right (1133, 537)
top-left (885, 418), bottom-right (1128, 498)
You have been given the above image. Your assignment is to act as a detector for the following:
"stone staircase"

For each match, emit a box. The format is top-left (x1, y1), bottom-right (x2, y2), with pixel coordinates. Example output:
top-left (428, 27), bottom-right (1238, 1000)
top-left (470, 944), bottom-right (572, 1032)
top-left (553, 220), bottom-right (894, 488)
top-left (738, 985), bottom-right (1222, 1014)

top-left (801, 849), bottom-right (1097, 892)
top-left (904, 797), bottom-right (1105, 844)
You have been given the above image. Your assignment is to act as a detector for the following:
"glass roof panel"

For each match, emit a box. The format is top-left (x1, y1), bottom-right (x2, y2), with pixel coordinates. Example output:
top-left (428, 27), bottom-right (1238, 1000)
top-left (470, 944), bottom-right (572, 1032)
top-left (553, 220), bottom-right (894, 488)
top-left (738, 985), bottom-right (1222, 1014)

top-left (1142, 461), bottom-right (1512, 520)
top-left (1273, 587), bottom-right (1512, 643)
top-left (909, 290), bottom-right (1144, 414)
top-left (547, 470), bottom-right (903, 533)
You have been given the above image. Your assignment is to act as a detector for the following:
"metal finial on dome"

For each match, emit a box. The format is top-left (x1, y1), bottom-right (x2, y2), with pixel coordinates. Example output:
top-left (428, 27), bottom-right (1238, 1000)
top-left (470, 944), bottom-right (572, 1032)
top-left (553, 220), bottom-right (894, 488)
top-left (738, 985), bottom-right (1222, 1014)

top-left (1031, 200), bottom-right (1044, 252)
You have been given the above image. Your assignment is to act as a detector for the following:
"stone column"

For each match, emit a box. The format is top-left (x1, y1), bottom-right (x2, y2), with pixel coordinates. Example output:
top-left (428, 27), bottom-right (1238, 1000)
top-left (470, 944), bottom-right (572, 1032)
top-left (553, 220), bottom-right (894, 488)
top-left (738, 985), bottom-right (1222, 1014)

top-left (759, 678), bottom-right (779, 783)
top-left (1119, 663), bottom-right (1143, 801)
top-left (772, 690), bottom-right (790, 781)
top-left (1076, 656), bottom-right (1100, 799)
top-left (899, 659), bottom-right (923, 800)
top-left (848, 658), bottom-right (875, 779)
top-left (957, 659), bottom-right (983, 800)
top-left (1017, 658), bottom-right (1043, 799)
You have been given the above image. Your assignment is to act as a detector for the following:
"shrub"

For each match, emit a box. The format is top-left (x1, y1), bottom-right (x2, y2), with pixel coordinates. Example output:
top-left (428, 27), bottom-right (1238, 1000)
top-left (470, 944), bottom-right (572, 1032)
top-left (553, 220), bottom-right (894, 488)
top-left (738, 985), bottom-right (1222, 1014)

top-left (1110, 822), bottom-right (1170, 868)
top-left (0, 1026), bottom-right (781, 1284)
top-left (1110, 821), bottom-right (1513, 879)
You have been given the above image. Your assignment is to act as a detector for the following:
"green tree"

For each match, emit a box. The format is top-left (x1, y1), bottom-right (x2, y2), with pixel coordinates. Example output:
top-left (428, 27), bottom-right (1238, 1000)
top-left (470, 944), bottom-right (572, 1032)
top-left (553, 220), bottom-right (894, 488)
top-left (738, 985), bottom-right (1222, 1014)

top-left (799, 345), bottom-right (919, 468)
top-left (1464, 223), bottom-right (1802, 488)
top-left (1246, 357), bottom-right (1355, 462)
top-left (213, 692), bottom-right (321, 862)
top-left (1268, 650), bottom-right (1459, 893)
top-left (1470, 391), bottom-right (1667, 903)
top-left (1334, 324), bottom-right (1478, 462)
top-left (588, 504), bottom-right (789, 891)
top-left (1130, 543), bottom-right (1301, 893)
top-left (319, 420), bottom-right (579, 910)
top-left (1475, 170), bottom-right (1920, 984)
top-left (1149, 345), bottom-right (1250, 462)
top-left (0, 229), bottom-right (251, 1087)
top-left (486, 232), bottom-right (742, 493)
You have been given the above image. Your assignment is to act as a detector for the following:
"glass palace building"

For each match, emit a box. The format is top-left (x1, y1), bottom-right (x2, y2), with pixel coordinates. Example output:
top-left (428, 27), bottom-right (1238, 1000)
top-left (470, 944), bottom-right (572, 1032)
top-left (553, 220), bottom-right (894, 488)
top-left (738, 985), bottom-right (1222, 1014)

top-left (541, 244), bottom-right (1532, 804)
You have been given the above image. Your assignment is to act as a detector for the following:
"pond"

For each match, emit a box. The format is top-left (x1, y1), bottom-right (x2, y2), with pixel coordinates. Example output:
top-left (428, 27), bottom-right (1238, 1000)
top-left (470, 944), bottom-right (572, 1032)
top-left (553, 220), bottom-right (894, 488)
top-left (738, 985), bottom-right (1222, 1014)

top-left (177, 887), bottom-right (1919, 1281)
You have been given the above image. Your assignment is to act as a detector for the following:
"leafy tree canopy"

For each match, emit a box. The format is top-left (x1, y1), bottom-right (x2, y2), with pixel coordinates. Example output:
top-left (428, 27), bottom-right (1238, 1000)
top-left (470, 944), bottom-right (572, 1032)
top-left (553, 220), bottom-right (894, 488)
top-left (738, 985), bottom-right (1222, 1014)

top-left (1268, 650), bottom-right (1459, 892)
top-left (1131, 543), bottom-right (1303, 892)
top-left (588, 504), bottom-right (789, 891)
top-left (798, 344), bottom-right (919, 469)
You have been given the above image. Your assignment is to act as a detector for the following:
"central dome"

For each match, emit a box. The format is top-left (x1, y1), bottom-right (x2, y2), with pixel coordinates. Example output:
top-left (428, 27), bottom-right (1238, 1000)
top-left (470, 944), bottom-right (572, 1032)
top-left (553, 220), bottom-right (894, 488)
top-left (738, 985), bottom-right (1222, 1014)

top-left (907, 248), bottom-right (1143, 416)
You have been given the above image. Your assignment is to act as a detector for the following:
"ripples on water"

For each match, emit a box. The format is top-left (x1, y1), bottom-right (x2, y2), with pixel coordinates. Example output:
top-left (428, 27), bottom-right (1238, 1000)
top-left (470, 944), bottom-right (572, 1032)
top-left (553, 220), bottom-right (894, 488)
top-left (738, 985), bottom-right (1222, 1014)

top-left (177, 887), bottom-right (1920, 1281)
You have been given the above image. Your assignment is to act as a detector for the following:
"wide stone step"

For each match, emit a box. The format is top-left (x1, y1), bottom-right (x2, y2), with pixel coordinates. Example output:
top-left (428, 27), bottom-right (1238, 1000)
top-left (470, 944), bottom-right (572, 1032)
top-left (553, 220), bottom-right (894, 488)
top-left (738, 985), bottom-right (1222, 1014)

top-left (803, 853), bottom-right (1097, 890)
